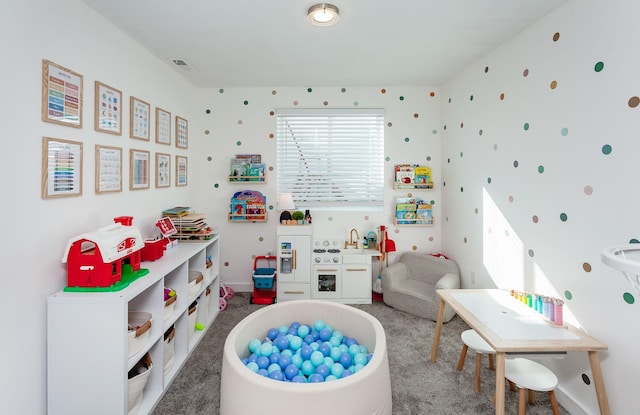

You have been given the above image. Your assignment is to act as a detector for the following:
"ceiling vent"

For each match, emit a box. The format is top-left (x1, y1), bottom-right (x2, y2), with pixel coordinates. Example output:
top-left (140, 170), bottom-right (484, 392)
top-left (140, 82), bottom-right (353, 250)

top-left (169, 58), bottom-right (192, 70)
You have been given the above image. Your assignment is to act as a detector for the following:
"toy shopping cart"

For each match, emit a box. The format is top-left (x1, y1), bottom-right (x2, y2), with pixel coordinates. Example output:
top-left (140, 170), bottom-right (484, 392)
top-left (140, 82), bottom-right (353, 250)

top-left (250, 255), bottom-right (277, 304)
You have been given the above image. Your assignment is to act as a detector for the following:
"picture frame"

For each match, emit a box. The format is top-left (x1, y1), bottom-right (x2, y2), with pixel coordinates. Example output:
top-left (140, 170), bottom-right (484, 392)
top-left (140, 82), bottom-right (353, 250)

top-left (41, 59), bottom-right (83, 128)
top-left (155, 107), bottom-right (171, 145)
top-left (129, 149), bottom-right (150, 190)
top-left (176, 115), bottom-right (188, 149)
top-left (95, 145), bottom-right (122, 194)
top-left (155, 152), bottom-right (171, 188)
top-left (94, 81), bottom-right (122, 135)
top-left (129, 96), bottom-right (150, 141)
top-left (176, 155), bottom-right (188, 187)
top-left (41, 137), bottom-right (83, 199)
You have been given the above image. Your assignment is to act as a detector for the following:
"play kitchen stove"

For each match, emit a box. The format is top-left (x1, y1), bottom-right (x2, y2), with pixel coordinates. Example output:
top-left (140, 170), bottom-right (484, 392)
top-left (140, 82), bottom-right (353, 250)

top-left (312, 239), bottom-right (343, 299)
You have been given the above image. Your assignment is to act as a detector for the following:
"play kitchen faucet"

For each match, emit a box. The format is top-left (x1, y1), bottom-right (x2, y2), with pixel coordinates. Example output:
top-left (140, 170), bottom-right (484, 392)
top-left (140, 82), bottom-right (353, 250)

top-left (344, 228), bottom-right (360, 249)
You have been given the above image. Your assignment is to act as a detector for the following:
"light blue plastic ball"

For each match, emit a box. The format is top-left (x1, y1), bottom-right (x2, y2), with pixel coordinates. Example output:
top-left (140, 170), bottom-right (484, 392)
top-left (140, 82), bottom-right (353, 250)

top-left (249, 338), bottom-right (262, 353)
top-left (342, 369), bottom-right (353, 378)
top-left (301, 360), bottom-right (315, 376)
top-left (291, 354), bottom-right (303, 368)
top-left (313, 319), bottom-right (326, 331)
top-left (329, 336), bottom-right (341, 347)
top-left (246, 361), bottom-right (259, 373)
top-left (353, 353), bottom-right (367, 366)
top-left (289, 336), bottom-right (303, 351)
top-left (348, 344), bottom-right (360, 357)
top-left (330, 347), bottom-right (342, 361)
top-left (278, 325), bottom-right (289, 334)
top-left (297, 324), bottom-right (310, 338)
top-left (323, 356), bottom-right (335, 367)
top-left (268, 363), bottom-right (281, 374)
top-left (325, 375), bottom-right (338, 381)
top-left (330, 362), bottom-right (344, 378)
top-left (353, 363), bottom-right (365, 373)
top-left (310, 350), bottom-right (324, 367)
top-left (260, 342), bottom-right (273, 357)
top-left (332, 330), bottom-right (344, 343)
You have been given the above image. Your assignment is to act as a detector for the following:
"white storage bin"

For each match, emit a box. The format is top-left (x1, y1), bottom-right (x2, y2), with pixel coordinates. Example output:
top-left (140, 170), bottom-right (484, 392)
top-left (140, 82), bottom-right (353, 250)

top-left (128, 312), bottom-right (152, 358)
top-left (163, 326), bottom-right (175, 376)
top-left (164, 294), bottom-right (177, 321)
top-left (188, 301), bottom-right (198, 345)
top-left (188, 270), bottom-right (204, 300)
top-left (128, 353), bottom-right (152, 415)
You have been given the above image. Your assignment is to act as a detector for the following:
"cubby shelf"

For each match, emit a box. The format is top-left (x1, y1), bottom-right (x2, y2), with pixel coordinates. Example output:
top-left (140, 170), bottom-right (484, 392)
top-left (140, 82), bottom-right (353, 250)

top-left (47, 236), bottom-right (221, 415)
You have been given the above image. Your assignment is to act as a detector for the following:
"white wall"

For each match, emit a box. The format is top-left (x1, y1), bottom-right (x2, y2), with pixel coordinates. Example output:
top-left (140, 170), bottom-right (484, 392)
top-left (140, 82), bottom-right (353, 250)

top-left (191, 87), bottom-right (443, 291)
top-left (1, 1), bottom-right (199, 413)
top-left (441, 0), bottom-right (640, 413)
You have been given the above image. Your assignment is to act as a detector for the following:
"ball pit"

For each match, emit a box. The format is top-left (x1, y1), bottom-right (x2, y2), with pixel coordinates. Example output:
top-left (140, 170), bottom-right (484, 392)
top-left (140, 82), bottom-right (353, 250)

top-left (220, 300), bottom-right (392, 415)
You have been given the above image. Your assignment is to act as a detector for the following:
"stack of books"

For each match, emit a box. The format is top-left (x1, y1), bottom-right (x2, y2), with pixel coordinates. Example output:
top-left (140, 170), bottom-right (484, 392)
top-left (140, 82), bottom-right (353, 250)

top-left (395, 198), bottom-right (433, 225)
top-left (162, 207), bottom-right (215, 240)
top-left (394, 164), bottom-right (433, 189)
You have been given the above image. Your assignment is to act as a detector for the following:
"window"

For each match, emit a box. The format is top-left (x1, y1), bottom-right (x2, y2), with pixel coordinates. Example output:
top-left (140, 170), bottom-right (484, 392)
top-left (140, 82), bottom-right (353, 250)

top-left (276, 108), bottom-right (384, 209)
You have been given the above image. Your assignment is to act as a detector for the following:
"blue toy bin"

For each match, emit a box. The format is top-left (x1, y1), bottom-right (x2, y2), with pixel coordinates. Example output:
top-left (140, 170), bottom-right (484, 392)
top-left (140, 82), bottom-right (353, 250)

top-left (253, 267), bottom-right (276, 289)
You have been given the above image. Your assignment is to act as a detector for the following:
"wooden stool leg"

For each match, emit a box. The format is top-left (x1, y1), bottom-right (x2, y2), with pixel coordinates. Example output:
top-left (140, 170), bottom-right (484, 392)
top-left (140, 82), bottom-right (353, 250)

top-left (456, 344), bottom-right (468, 371)
top-left (474, 352), bottom-right (482, 393)
top-left (548, 390), bottom-right (561, 415)
top-left (488, 354), bottom-right (495, 370)
top-left (508, 380), bottom-right (517, 392)
top-left (518, 388), bottom-right (527, 415)
top-left (528, 389), bottom-right (535, 405)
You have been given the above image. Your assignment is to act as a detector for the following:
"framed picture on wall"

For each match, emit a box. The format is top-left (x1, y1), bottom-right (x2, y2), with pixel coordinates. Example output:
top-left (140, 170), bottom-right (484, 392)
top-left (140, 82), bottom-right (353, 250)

top-left (129, 149), bottom-right (150, 190)
top-left (41, 137), bottom-right (83, 199)
top-left (129, 96), bottom-right (150, 141)
top-left (175, 116), bottom-right (188, 149)
top-left (176, 155), bottom-right (188, 187)
top-left (155, 152), bottom-right (171, 188)
top-left (156, 107), bottom-right (171, 145)
top-left (95, 145), bottom-right (122, 193)
top-left (94, 81), bottom-right (122, 135)
top-left (41, 59), bottom-right (83, 128)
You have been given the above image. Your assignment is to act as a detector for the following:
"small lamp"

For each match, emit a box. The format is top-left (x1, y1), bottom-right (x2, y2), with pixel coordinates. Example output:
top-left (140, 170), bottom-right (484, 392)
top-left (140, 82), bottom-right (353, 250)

top-left (307, 3), bottom-right (340, 27)
top-left (278, 193), bottom-right (295, 223)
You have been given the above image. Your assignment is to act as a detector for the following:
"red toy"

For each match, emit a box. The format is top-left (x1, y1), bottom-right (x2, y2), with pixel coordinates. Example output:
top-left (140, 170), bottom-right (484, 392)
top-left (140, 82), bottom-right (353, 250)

top-left (250, 255), bottom-right (277, 304)
top-left (62, 218), bottom-right (147, 291)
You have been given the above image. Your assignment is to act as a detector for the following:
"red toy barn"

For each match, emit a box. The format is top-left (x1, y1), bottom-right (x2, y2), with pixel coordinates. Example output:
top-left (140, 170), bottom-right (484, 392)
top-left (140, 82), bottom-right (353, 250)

top-left (62, 223), bottom-right (144, 288)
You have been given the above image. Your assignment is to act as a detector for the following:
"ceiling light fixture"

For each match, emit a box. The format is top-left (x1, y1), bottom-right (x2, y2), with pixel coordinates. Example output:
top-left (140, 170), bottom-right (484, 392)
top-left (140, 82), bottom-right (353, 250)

top-left (307, 3), bottom-right (340, 27)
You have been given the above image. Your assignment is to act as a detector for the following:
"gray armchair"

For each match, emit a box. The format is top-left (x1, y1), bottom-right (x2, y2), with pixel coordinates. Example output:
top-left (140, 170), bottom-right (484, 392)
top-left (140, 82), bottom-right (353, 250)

top-left (381, 252), bottom-right (460, 322)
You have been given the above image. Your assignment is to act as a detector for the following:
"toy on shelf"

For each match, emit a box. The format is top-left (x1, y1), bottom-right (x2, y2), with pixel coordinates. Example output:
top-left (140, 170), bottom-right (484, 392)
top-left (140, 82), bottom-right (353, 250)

top-left (62, 216), bottom-right (149, 292)
top-left (161, 207), bottom-right (215, 241)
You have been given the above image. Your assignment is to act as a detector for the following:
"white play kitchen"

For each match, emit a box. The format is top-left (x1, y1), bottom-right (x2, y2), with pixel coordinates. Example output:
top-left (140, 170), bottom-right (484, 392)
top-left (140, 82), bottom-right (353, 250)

top-left (276, 225), bottom-right (380, 304)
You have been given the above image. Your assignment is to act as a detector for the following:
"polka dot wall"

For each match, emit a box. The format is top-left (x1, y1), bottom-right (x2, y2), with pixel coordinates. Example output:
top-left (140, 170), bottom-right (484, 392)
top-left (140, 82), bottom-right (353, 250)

top-left (197, 87), bottom-right (442, 294)
top-left (439, 3), bottom-right (640, 412)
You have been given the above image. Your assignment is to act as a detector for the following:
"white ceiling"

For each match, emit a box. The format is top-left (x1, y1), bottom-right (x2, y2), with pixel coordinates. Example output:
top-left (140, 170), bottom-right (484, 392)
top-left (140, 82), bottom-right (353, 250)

top-left (82, 0), bottom-right (567, 88)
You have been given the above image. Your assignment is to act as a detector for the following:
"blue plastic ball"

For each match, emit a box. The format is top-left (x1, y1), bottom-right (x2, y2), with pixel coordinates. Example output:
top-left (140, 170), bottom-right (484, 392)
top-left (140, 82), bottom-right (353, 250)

top-left (310, 350), bottom-right (324, 367)
top-left (313, 320), bottom-right (326, 331)
top-left (353, 353), bottom-right (367, 366)
top-left (309, 373), bottom-right (324, 383)
top-left (342, 369), bottom-right (353, 378)
top-left (274, 335), bottom-right (289, 351)
top-left (318, 342), bottom-right (331, 357)
top-left (248, 353), bottom-right (258, 362)
top-left (278, 354), bottom-right (292, 369)
top-left (267, 328), bottom-right (279, 340)
top-left (339, 352), bottom-right (353, 368)
top-left (288, 326), bottom-right (298, 335)
top-left (269, 352), bottom-right (280, 364)
top-left (303, 334), bottom-right (315, 344)
top-left (284, 363), bottom-right (299, 380)
top-left (290, 321), bottom-right (301, 329)
top-left (291, 375), bottom-right (306, 383)
top-left (315, 364), bottom-right (330, 379)
top-left (256, 356), bottom-right (270, 370)
top-left (300, 344), bottom-right (313, 360)
top-left (319, 327), bottom-right (332, 341)
top-left (257, 368), bottom-right (269, 377)
top-left (269, 370), bottom-right (285, 381)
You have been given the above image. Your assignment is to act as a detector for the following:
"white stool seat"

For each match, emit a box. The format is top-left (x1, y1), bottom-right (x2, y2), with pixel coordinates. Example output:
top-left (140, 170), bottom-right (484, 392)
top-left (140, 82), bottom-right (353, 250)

top-left (461, 329), bottom-right (495, 355)
top-left (504, 358), bottom-right (560, 415)
top-left (457, 329), bottom-right (496, 393)
top-left (505, 358), bottom-right (558, 391)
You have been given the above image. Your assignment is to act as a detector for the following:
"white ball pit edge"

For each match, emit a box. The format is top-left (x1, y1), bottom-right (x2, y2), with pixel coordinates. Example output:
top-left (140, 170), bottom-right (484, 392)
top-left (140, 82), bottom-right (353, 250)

top-left (220, 300), bottom-right (392, 415)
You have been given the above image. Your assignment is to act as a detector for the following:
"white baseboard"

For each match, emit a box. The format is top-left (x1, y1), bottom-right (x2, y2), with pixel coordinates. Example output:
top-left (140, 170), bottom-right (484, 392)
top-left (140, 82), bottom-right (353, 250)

top-left (556, 386), bottom-right (589, 415)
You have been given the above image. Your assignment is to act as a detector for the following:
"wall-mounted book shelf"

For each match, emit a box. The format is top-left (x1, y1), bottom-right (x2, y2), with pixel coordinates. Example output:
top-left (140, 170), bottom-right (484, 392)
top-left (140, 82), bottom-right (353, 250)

top-left (228, 175), bottom-right (267, 183)
top-left (228, 213), bottom-right (268, 222)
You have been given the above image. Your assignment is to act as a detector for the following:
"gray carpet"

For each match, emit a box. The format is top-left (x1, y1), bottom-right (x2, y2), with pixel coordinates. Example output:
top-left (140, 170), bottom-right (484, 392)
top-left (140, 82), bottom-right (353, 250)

top-left (152, 293), bottom-right (570, 414)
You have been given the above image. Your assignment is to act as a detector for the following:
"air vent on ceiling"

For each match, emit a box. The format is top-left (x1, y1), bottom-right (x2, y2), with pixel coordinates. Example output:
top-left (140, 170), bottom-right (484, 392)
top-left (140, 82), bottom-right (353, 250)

top-left (169, 58), bottom-right (192, 70)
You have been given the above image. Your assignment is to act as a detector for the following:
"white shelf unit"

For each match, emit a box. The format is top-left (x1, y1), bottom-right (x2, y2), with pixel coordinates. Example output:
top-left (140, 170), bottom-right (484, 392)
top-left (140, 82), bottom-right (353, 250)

top-left (47, 236), bottom-right (220, 415)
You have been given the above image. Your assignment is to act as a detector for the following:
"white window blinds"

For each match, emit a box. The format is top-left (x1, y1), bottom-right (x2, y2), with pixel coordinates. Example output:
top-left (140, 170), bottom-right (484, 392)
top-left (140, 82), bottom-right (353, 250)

top-left (276, 108), bottom-right (384, 209)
